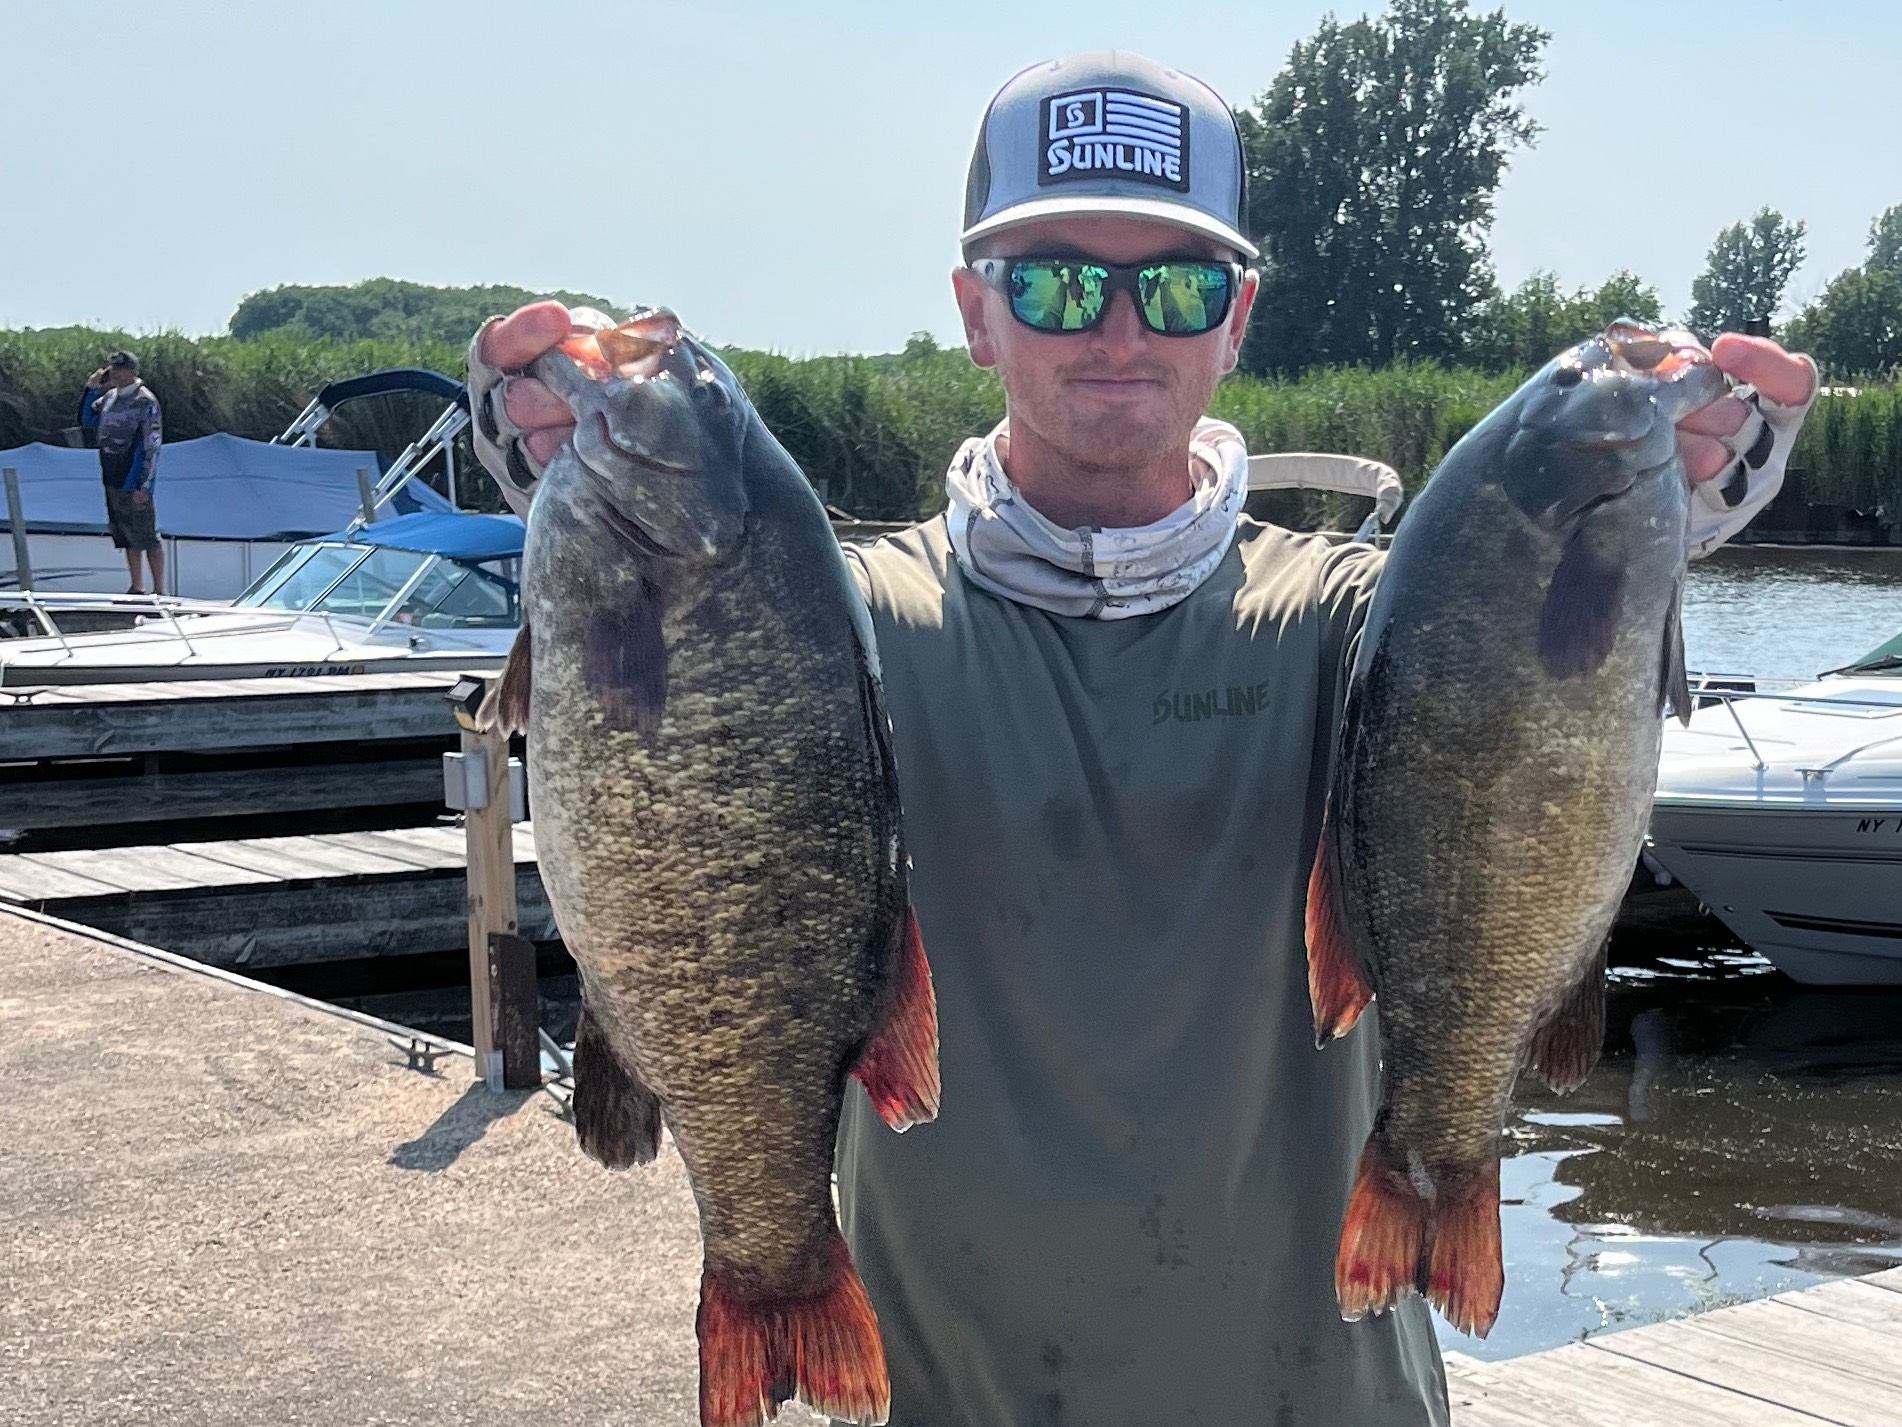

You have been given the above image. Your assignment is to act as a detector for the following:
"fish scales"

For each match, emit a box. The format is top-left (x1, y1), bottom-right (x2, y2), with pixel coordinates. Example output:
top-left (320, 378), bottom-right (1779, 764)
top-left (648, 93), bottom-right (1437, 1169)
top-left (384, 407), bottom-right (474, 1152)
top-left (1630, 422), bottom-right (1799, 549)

top-left (497, 308), bottom-right (938, 1427)
top-left (1306, 322), bottom-right (1728, 1339)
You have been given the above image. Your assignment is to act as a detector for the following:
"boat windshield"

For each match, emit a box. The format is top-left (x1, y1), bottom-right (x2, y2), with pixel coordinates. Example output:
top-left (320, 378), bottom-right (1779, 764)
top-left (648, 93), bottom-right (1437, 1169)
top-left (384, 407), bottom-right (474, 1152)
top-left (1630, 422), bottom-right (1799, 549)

top-left (233, 541), bottom-right (517, 628)
top-left (1835, 630), bottom-right (1902, 675)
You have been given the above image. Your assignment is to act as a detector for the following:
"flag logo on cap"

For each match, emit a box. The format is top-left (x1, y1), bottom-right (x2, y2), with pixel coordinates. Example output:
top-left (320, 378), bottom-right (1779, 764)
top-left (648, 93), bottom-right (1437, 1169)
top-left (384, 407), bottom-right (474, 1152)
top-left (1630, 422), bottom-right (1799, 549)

top-left (1039, 88), bottom-right (1191, 192)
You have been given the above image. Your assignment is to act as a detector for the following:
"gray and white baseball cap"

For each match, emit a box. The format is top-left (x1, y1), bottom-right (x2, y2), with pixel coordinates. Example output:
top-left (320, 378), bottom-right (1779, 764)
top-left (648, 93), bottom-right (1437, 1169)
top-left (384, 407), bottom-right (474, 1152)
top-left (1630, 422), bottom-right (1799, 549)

top-left (961, 51), bottom-right (1257, 260)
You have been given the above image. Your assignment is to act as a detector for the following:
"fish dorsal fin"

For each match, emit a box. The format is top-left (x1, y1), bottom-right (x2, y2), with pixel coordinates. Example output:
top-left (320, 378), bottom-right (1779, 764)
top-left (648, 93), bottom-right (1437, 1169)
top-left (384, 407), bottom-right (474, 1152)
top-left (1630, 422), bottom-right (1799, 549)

top-left (478, 621), bottom-right (532, 736)
top-left (1661, 588), bottom-right (1692, 726)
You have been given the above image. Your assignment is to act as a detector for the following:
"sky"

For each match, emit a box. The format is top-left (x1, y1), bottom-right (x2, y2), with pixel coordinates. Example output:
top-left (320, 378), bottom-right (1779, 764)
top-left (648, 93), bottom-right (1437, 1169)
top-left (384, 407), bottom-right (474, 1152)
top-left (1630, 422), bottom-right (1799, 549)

top-left (1, 0), bottom-right (1896, 354)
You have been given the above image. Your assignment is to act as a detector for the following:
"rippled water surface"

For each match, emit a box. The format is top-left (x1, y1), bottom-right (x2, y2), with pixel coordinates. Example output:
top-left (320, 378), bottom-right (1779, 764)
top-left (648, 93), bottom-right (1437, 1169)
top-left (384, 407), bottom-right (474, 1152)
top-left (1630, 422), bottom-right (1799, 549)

top-left (1681, 544), bottom-right (1902, 678)
top-left (1457, 950), bottom-right (1902, 1360)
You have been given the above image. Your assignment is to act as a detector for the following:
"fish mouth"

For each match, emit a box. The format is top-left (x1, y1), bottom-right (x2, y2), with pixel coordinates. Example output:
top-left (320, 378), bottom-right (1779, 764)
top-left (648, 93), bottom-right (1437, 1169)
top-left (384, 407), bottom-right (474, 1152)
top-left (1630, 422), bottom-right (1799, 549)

top-left (1603, 321), bottom-right (1710, 379)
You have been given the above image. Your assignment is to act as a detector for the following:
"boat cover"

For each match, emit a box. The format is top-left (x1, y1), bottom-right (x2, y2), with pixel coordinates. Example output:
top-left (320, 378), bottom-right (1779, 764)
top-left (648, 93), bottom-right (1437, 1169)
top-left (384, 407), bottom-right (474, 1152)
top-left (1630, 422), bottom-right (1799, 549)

top-left (0, 433), bottom-right (454, 538)
top-left (332, 511), bottom-right (524, 561)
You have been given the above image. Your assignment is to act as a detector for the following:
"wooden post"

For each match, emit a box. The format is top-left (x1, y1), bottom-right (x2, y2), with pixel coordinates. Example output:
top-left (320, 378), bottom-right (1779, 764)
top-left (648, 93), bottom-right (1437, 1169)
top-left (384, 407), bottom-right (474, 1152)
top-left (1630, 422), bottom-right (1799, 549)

top-left (3, 468), bottom-right (32, 592)
top-left (447, 675), bottom-right (533, 1091)
top-left (356, 466), bottom-right (378, 525)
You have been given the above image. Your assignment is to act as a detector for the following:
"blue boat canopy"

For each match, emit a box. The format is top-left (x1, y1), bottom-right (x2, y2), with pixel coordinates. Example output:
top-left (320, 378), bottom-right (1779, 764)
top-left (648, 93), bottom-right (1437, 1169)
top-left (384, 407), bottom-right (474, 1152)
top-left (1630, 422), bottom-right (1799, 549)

top-left (329, 511), bottom-right (524, 561)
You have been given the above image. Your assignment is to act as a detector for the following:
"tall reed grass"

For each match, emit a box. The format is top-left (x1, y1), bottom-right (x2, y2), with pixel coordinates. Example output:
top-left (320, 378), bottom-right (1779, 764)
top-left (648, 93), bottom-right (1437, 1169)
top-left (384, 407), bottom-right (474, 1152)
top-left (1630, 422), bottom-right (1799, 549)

top-left (2, 327), bottom-right (1896, 528)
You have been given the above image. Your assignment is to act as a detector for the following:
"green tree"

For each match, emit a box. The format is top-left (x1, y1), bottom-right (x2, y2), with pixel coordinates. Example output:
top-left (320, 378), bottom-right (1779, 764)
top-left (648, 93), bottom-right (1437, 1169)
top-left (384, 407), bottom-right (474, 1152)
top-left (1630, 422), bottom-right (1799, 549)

top-left (1685, 208), bottom-right (1808, 337)
top-left (1467, 268), bottom-right (1663, 371)
top-left (1865, 204), bottom-right (1902, 277)
top-left (1236, 0), bottom-right (1548, 375)
top-left (227, 278), bottom-right (621, 344)
top-left (1783, 266), bottom-right (1902, 379)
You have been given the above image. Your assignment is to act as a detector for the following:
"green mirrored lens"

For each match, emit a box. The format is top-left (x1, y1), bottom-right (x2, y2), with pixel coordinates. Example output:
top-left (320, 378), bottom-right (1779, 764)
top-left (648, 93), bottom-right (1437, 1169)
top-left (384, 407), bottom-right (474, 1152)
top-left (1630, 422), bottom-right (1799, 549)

top-left (1139, 264), bottom-right (1231, 334)
top-left (1010, 262), bottom-right (1106, 331)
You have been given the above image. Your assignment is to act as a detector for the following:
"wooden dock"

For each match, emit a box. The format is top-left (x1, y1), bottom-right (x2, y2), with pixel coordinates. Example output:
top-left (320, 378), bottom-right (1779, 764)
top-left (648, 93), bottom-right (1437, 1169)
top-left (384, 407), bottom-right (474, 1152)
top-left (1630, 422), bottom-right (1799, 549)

top-left (0, 822), bottom-right (552, 967)
top-left (1445, 1273), bottom-right (1902, 1423)
top-left (0, 672), bottom-right (469, 843)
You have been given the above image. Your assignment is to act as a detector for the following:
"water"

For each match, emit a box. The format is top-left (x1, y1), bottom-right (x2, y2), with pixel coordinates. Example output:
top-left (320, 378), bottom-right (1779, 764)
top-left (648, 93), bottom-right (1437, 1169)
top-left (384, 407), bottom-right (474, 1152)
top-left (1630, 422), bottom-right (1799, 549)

top-left (1466, 952), bottom-right (1902, 1360)
top-left (1681, 545), bottom-right (1902, 679)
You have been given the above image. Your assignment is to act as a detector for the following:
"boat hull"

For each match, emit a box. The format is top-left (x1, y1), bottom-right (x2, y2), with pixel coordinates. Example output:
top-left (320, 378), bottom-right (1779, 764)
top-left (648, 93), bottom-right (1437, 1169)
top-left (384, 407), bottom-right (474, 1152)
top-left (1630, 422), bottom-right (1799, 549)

top-left (1648, 801), bottom-right (1902, 984)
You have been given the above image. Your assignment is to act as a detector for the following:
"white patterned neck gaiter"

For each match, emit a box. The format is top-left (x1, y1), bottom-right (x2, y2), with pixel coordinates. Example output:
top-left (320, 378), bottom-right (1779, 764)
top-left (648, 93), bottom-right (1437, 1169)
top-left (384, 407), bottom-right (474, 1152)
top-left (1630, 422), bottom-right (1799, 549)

top-left (943, 416), bottom-right (1250, 619)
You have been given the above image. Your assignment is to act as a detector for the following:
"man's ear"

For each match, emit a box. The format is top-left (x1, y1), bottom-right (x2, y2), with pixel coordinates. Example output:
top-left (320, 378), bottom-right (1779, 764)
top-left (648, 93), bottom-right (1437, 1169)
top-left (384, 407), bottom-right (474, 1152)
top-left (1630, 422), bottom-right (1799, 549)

top-left (952, 266), bottom-right (999, 369)
top-left (1220, 267), bottom-right (1261, 375)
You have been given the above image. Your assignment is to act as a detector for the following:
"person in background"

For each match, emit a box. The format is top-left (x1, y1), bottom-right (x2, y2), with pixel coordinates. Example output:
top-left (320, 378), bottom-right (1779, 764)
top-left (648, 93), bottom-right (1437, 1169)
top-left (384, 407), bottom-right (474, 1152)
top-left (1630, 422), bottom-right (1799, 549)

top-left (80, 349), bottom-right (165, 594)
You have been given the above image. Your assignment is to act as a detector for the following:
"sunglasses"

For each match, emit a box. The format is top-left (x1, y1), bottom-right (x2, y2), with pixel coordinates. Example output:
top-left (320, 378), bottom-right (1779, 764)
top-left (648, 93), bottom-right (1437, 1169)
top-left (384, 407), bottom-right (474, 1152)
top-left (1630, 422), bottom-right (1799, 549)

top-left (969, 256), bottom-right (1243, 336)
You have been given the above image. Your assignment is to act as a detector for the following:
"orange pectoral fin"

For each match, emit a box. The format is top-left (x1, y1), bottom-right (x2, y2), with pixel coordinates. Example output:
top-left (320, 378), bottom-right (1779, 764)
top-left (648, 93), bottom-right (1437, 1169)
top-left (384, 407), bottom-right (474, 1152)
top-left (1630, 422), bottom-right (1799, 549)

top-left (851, 908), bottom-right (940, 1131)
top-left (1306, 819), bottom-right (1373, 1047)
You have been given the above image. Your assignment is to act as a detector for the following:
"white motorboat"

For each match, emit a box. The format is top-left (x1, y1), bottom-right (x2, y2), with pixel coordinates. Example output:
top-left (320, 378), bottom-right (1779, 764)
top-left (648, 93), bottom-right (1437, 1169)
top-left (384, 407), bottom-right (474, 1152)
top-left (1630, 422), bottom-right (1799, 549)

top-left (1646, 633), bottom-right (1902, 985)
top-left (0, 511), bottom-right (522, 687)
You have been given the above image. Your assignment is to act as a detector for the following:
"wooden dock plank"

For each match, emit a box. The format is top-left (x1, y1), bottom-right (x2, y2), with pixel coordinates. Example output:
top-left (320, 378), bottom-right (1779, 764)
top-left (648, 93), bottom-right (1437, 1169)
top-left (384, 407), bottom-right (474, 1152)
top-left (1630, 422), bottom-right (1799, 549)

top-left (1589, 1311), bottom-right (1902, 1424)
top-left (178, 836), bottom-right (414, 882)
top-left (13, 846), bottom-right (278, 893)
top-left (0, 860), bottom-right (129, 902)
top-left (1704, 1302), bottom-right (1902, 1394)
top-left (218, 834), bottom-right (425, 878)
top-left (0, 675), bottom-right (462, 760)
top-left (2, 758), bottom-right (446, 833)
top-left (1455, 1339), bottom-right (1836, 1425)
top-left (309, 830), bottom-right (463, 871)
top-left (1780, 1277), bottom-right (1902, 1332)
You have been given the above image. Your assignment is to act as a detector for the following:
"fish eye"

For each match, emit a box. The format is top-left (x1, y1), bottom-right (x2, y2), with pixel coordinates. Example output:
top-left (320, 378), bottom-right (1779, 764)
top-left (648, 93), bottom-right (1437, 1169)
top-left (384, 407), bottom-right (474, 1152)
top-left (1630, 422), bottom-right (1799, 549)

top-left (1551, 365), bottom-right (1584, 389)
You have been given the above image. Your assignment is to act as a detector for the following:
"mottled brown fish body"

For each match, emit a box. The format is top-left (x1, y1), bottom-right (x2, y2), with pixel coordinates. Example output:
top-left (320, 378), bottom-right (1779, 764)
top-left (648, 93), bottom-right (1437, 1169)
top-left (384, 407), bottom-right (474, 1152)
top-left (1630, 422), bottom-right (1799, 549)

top-left (1306, 323), bottom-right (1727, 1337)
top-left (499, 313), bottom-right (937, 1426)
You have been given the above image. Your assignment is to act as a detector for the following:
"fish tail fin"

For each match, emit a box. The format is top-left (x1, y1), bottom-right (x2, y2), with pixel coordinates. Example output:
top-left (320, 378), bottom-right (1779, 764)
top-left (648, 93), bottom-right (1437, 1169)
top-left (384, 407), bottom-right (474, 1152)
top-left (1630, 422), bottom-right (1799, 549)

top-left (1335, 1140), bottom-right (1431, 1323)
top-left (1306, 818), bottom-right (1373, 1047)
top-left (697, 1234), bottom-right (891, 1427)
top-left (478, 620), bottom-right (532, 735)
top-left (851, 908), bottom-right (940, 1131)
top-left (1337, 1142), bottom-right (1505, 1338)
top-left (1425, 1161), bottom-right (1504, 1338)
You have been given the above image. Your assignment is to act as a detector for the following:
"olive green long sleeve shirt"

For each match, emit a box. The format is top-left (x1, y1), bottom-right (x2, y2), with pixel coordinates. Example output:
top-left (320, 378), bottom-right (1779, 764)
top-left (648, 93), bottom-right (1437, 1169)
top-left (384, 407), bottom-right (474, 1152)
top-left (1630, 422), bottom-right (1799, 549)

top-left (836, 515), bottom-right (1447, 1426)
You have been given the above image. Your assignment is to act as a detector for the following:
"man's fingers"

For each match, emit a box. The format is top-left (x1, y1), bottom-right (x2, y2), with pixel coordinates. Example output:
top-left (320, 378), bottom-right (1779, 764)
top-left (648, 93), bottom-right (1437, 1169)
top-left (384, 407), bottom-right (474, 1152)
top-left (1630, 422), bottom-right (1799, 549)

top-left (480, 301), bottom-right (573, 370)
top-left (1678, 431), bottom-right (1733, 484)
top-left (1677, 394), bottom-right (1749, 440)
top-left (503, 377), bottom-right (574, 431)
top-left (525, 426), bottom-right (573, 467)
top-left (1709, 333), bottom-right (1817, 406)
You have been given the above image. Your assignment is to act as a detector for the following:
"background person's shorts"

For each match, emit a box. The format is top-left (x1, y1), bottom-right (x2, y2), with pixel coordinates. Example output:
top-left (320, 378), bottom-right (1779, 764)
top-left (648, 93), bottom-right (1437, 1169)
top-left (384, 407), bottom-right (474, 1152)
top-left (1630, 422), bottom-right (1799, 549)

top-left (104, 486), bottom-right (160, 551)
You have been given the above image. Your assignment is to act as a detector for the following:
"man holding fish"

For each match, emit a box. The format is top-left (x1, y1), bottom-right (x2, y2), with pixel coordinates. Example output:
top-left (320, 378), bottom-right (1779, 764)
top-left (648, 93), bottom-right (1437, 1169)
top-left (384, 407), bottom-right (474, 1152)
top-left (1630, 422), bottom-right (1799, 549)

top-left (469, 51), bottom-right (1816, 1427)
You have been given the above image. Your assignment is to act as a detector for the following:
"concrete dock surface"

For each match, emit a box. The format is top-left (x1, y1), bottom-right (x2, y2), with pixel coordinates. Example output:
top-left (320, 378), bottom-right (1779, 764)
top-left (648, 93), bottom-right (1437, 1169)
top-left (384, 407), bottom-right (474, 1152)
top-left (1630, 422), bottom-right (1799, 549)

top-left (0, 908), bottom-right (825, 1427)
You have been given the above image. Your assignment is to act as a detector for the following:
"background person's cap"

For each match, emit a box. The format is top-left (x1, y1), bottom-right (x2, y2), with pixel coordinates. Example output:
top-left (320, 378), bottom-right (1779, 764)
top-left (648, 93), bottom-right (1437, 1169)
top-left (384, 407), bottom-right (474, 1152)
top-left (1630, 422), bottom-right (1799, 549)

top-left (962, 51), bottom-right (1257, 260)
top-left (105, 349), bottom-right (139, 370)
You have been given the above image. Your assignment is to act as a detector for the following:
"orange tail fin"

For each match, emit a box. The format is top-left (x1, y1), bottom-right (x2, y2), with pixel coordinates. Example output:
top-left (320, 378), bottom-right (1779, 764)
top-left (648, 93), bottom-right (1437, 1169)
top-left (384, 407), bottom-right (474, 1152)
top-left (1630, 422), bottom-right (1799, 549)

top-left (1335, 1141), bottom-right (1504, 1339)
top-left (852, 908), bottom-right (940, 1131)
top-left (697, 1234), bottom-right (890, 1427)
top-left (1306, 821), bottom-right (1373, 1046)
